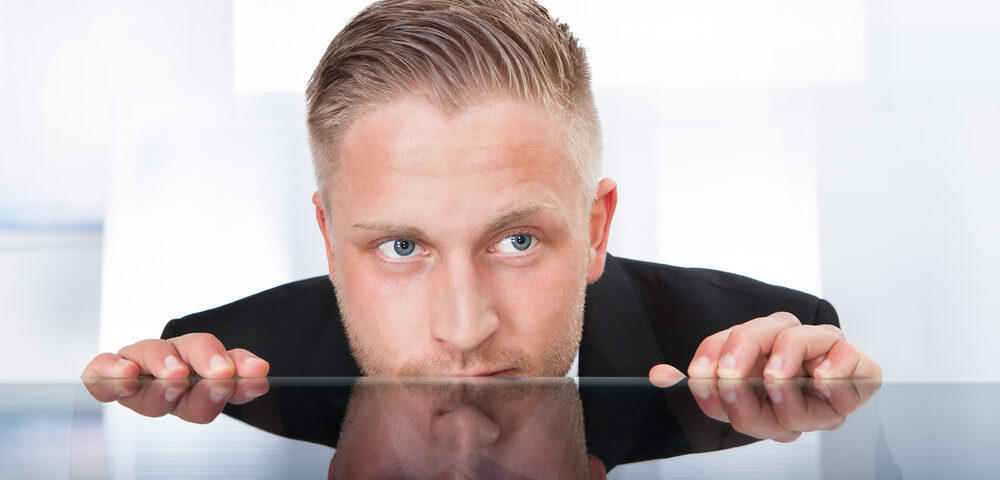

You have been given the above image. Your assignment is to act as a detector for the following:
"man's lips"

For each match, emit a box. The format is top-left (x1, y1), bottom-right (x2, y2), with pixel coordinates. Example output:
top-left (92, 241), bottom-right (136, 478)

top-left (452, 368), bottom-right (516, 377)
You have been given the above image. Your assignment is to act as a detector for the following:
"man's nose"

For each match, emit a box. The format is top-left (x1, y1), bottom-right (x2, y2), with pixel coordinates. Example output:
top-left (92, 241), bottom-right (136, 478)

top-left (429, 257), bottom-right (499, 353)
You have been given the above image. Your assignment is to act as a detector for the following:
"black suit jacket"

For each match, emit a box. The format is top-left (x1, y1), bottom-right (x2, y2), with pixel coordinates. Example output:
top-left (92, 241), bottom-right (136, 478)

top-left (165, 254), bottom-right (839, 470)
top-left (162, 254), bottom-right (839, 377)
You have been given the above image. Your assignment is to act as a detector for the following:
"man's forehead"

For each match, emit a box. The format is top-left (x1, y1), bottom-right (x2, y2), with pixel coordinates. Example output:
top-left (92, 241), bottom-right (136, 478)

top-left (338, 97), bottom-right (567, 177)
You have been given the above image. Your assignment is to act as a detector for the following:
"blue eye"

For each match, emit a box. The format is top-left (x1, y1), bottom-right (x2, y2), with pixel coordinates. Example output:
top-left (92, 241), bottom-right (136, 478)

top-left (377, 239), bottom-right (423, 259)
top-left (511, 234), bottom-right (531, 251)
top-left (496, 233), bottom-right (534, 253)
top-left (394, 239), bottom-right (414, 256)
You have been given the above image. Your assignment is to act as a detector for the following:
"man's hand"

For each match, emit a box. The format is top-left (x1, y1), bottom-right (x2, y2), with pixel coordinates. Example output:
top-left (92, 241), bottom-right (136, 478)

top-left (684, 312), bottom-right (880, 379)
top-left (687, 378), bottom-right (881, 442)
top-left (83, 377), bottom-right (269, 424)
top-left (81, 333), bottom-right (270, 379)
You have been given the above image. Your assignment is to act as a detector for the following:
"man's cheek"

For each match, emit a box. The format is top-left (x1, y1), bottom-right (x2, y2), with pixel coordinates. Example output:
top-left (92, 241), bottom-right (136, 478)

top-left (492, 262), bottom-right (580, 323)
top-left (344, 271), bottom-right (432, 342)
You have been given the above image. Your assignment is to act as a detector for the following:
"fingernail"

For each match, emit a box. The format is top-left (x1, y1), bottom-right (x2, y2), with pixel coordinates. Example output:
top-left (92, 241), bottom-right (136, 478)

top-left (209, 385), bottom-right (229, 403)
top-left (720, 385), bottom-right (737, 404)
top-left (243, 357), bottom-right (266, 367)
top-left (690, 384), bottom-right (711, 400)
top-left (764, 356), bottom-right (783, 377)
top-left (243, 391), bottom-right (265, 400)
top-left (114, 386), bottom-right (132, 399)
top-left (814, 360), bottom-right (832, 377)
top-left (817, 384), bottom-right (832, 399)
top-left (209, 355), bottom-right (231, 374)
top-left (766, 384), bottom-right (783, 403)
top-left (690, 356), bottom-right (711, 374)
top-left (164, 386), bottom-right (184, 403)
top-left (164, 355), bottom-right (183, 373)
top-left (719, 354), bottom-right (737, 376)
top-left (117, 358), bottom-right (134, 373)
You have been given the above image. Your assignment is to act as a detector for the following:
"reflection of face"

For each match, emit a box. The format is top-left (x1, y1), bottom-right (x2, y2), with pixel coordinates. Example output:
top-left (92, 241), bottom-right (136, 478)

top-left (319, 98), bottom-right (598, 376)
top-left (332, 378), bottom-right (590, 478)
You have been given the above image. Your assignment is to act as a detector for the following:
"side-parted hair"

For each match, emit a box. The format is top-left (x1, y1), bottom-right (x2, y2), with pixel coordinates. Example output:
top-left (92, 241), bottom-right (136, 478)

top-left (305, 0), bottom-right (602, 206)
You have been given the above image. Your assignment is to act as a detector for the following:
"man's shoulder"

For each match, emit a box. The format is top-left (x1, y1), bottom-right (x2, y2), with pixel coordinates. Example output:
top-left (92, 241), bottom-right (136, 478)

top-left (611, 256), bottom-right (825, 312)
top-left (163, 276), bottom-right (335, 335)
top-left (161, 275), bottom-right (360, 376)
top-left (584, 255), bottom-right (838, 373)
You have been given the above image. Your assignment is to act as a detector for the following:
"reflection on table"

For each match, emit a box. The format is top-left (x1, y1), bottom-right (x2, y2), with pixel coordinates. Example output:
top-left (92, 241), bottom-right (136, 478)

top-left (82, 376), bottom-right (879, 478)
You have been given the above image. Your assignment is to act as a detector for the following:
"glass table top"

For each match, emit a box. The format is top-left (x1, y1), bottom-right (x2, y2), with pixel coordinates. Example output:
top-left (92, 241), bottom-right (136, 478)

top-left (2, 377), bottom-right (997, 479)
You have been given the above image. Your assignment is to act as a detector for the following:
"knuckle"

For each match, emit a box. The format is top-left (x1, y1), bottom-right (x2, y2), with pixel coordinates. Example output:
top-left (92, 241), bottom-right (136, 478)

top-left (780, 417), bottom-right (808, 431)
top-left (227, 348), bottom-right (250, 357)
top-left (728, 416), bottom-right (750, 432)
top-left (95, 352), bottom-right (118, 363)
top-left (817, 324), bottom-right (846, 340)
top-left (182, 333), bottom-right (224, 353)
top-left (825, 417), bottom-right (847, 431)
top-left (116, 340), bottom-right (142, 356)
top-left (772, 327), bottom-right (799, 346)
top-left (770, 311), bottom-right (801, 326)
top-left (728, 324), bottom-right (753, 343)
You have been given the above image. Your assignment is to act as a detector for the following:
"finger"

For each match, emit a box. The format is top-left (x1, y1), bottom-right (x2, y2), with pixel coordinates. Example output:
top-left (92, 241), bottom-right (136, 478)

top-left (648, 363), bottom-right (685, 388)
top-left (688, 330), bottom-right (730, 377)
top-left (117, 378), bottom-right (192, 418)
top-left (83, 377), bottom-right (140, 402)
top-left (172, 378), bottom-right (235, 424)
top-left (718, 312), bottom-right (801, 378)
top-left (765, 379), bottom-right (844, 432)
top-left (117, 340), bottom-right (191, 378)
top-left (227, 348), bottom-right (270, 378)
top-left (687, 378), bottom-right (729, 423)
top-left (230, 378), bottom-right (270, 405)
top-left (719, 379), bottom-right (799, 441)
top-left (81, 352), bottom-right (141, 379)
top-left (811, 378), bottom-right (881, 416)
top-left (166, 333), bottom-right (236, 378)
top-left (763, 324), bottom-right (845, 379)
top-left (812, 341), bottom-right (882, 379)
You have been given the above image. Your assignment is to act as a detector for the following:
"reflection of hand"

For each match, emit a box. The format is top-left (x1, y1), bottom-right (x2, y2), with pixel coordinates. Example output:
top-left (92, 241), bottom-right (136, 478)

top-left (83, 377), bottom-right (270, 424)
top-left (687, 378), bottom-right (880, 442)
top-left (81, 333), bottom-right (270, 379)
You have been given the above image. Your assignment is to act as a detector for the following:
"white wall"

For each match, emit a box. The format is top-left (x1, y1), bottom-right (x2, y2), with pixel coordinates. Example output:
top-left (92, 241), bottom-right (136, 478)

top-left (1, 1), bottom-right (996, 382)
top-left (0, 231), bottom-right (102, 382)
top-left (816, 0), bottom-right (1000, 382)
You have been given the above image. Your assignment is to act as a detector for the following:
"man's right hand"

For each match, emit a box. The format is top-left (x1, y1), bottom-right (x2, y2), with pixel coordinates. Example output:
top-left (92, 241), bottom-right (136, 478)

top-left (81, 333), bottom-right (270, 378)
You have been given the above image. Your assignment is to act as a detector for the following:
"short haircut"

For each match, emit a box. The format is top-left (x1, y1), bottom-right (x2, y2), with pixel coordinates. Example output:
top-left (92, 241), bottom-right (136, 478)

top-left (305, 0), bottom-right (602, 206)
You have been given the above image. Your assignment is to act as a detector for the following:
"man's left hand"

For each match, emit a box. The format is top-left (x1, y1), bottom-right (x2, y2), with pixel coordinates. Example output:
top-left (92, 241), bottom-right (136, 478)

top-left (648, 312), bottom-right (881, 383)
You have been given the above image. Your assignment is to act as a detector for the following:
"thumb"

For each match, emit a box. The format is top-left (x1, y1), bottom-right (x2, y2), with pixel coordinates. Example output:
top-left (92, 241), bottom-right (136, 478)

top-left (648, 363), bottom-right (686, 388)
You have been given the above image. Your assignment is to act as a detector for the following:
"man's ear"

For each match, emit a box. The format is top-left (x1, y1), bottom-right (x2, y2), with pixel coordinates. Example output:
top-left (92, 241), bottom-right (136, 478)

top-left (587, 454), bottom-right (608, 480)
top-left (327, 452), bottom-right (337, 480)
top-left (586, 178), bottom-right (618, 283)
top-left (312, 191), bottom-right (337, 281)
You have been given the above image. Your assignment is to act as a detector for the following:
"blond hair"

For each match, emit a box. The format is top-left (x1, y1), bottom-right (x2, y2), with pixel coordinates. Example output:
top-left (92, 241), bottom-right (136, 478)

top-left (305, 0), bottom-right (602, 205)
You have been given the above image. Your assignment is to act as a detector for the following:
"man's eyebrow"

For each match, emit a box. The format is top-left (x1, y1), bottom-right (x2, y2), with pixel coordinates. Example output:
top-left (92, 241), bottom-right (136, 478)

top-left (351, 222), bottom-right (427, 240)
top-left (483, 205), bottom-right (557, 233)
top-left (351, 205), bottom-right (557, 240)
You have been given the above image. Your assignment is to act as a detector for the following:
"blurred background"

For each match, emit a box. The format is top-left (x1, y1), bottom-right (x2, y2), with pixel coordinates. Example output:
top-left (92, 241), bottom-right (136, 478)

top-left (2, 0), bottom-right (998, 387)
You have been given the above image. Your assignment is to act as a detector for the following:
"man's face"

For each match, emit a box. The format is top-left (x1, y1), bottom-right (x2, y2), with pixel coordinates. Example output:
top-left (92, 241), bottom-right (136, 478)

top-left (315, 97), bottom-right (613, 376)
top-left (331, 379), bottom-right (593, 478)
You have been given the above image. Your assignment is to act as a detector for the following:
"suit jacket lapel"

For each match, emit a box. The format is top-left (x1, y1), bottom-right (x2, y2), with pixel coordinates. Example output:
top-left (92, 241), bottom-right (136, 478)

top-left (580, 254), bottom-right (665, 377)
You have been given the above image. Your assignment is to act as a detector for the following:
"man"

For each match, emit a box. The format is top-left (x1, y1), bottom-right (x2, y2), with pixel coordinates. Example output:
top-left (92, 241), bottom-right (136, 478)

top-left (83, 0), bottom-right (880, 382)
